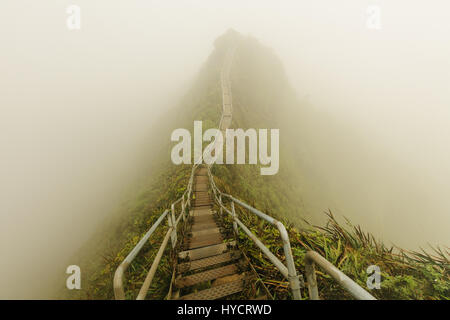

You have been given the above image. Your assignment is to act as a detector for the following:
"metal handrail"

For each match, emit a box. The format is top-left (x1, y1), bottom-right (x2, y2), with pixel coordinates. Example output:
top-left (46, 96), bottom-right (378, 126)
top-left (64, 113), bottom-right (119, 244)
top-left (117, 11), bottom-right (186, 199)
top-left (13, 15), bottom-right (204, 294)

top-left (206, 166), bottom-right (302, 300)
top-left (113, 164), bottom-right (198, 300)
top-left (207, 167), bottom-right (377, 300)
top-left (304, 251), bottom-right (376, 300)
top-left (136, 226), bottom-right (173, 300)
top-left (113, 209), bottom-right (169, 299)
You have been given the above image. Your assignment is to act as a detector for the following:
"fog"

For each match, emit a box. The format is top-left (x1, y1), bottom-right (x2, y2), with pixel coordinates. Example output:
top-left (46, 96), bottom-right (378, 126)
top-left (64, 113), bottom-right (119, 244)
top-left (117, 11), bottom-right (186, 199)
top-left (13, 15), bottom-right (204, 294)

top-left (1, 0), bottom-right (449, 299)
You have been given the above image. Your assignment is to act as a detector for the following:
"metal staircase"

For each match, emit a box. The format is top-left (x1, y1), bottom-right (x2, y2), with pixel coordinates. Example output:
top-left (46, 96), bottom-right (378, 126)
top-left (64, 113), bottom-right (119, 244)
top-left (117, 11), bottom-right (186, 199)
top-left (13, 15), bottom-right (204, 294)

top-left (173, 166), bottom-right (248, 300)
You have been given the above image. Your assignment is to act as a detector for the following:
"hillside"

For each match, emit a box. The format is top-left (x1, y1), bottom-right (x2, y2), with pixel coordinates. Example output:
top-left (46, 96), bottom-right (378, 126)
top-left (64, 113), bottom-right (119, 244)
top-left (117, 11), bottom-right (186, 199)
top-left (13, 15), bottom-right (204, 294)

top-left (61, 30), bottom-right (449, 300)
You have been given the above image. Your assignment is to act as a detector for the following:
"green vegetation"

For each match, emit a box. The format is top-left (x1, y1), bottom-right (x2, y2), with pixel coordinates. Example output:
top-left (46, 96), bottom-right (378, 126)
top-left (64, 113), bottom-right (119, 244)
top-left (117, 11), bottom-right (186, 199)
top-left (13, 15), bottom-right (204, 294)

top-left (61, 163), bottom-right (190, 299)
top-left (60, 33), bottom-right (226, 300)
top-left (213, 168), bottom-right (449, 299)
top-left (210, 31), bottom-right (449, 300)
top-left (61, 30), bottom-right (449, 300)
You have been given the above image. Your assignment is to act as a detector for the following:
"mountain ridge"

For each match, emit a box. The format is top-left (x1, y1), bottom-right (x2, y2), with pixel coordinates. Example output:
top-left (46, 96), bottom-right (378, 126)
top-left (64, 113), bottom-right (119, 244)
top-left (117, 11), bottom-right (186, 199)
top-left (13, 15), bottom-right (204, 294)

top-left (60, 30), bottom-right (449, 300)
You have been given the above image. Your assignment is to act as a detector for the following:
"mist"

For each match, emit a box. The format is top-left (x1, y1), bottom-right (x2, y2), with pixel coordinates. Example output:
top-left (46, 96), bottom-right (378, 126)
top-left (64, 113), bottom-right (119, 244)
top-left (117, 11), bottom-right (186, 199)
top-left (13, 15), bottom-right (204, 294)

top-left (257, 0), bottom-right (450, 251)
top-left (1, 0), bottom-right (449, 299)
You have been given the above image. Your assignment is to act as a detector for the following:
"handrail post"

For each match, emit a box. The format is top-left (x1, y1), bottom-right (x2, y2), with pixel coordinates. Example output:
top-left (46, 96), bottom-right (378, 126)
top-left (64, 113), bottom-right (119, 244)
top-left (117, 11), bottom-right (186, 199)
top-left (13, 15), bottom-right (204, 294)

top-left (275, 222), bottom-right (302, 300)
top-left (305, 256), bottom-right (319, 300)
top-left (181, 194), bottom-right (186, 221)
top-left (188, 180), bottom-right (192, 208)
top-left (169, 205), bottom-right (177, 248)
top-left (219, 194), bottom-right (223, 216)
top-left (231, 202), bottom-right (238, 236)
top-left (171, 203), bottom-right (175, 222)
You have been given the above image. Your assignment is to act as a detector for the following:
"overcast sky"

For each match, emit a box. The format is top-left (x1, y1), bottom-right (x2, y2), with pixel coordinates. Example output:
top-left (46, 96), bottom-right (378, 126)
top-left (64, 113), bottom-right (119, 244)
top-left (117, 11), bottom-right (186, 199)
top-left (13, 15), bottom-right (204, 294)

top-left (1, 0), bottom-right (449, 298)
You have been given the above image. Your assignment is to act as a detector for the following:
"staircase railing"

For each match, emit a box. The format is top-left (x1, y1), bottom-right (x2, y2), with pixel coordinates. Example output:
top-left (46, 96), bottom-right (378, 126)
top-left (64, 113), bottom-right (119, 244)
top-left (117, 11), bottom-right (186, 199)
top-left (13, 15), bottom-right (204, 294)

top-left (206, 166), bottom-right (303, 300)
top-left (304, 251), bottom-right (376, 300)
top-left (207, 166), bottom-right (377, 300)
top-left (205, 46), bottom-right (304, 300)
top-left (113, 165), bottom-right (198, 300)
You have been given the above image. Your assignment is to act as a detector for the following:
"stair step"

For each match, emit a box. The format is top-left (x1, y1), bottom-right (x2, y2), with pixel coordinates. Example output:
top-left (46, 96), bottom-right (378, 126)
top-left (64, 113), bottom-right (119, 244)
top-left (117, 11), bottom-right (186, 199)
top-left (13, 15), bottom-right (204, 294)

top-left (194, 193), bottom-right (210, 197)
top-left (187, 232), bottom-right (222, 243)
top-left (175, 264), bottom-right (238, 288)
top-left (177, 251), bottom-right (241, 273)
top-left (193, 204), bottom-right (212, 208)
top-left (190, 209), bottom-right (213, 217)
top-left (193, 215), bottom-right (215, 224)
top-left (190, 227), bottom-right (220, 237)
top-left (194, 191), bottom-right (209, 195)
top-left (178, 279), bottom-right (244, 300)
top-left (194, 183), bottom-right (208, 187)
top-left (191, 222), bottom-right (217, 232)
top-left (188, 235), bottom-right (224, 249)
top-left (179, 241), bottom-right (236, 260)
